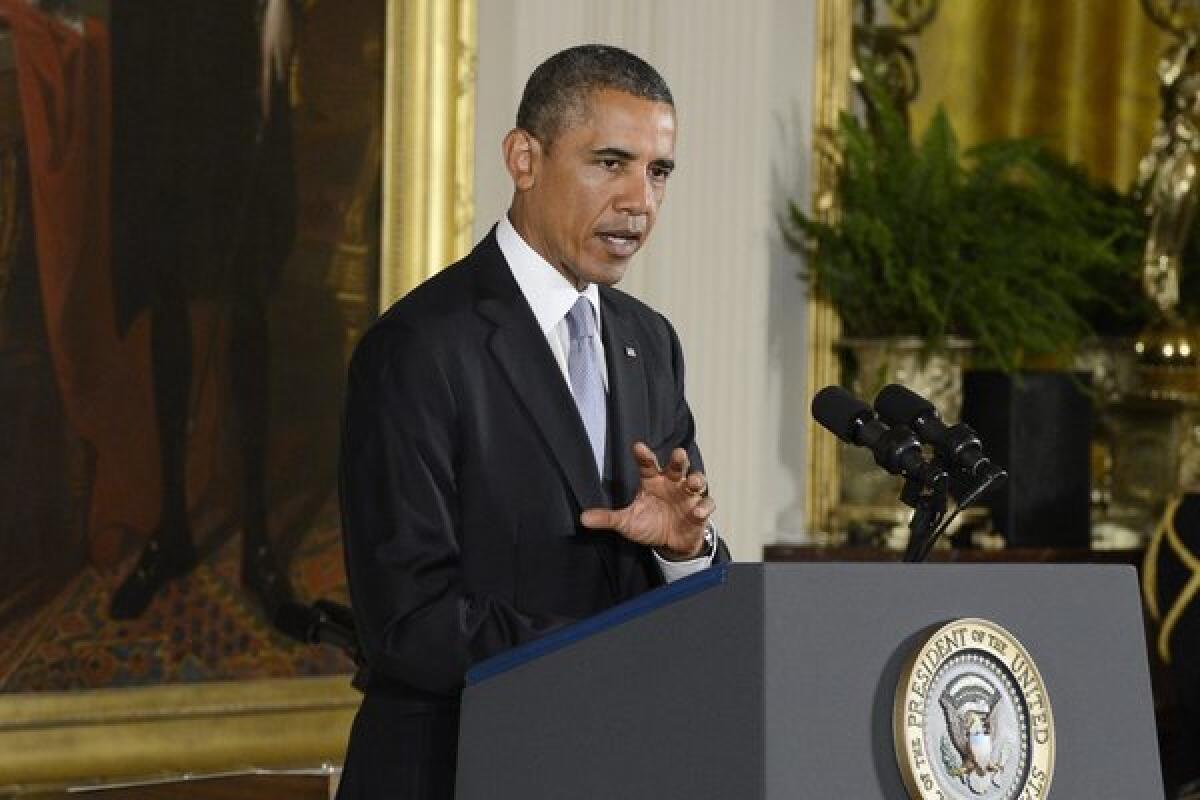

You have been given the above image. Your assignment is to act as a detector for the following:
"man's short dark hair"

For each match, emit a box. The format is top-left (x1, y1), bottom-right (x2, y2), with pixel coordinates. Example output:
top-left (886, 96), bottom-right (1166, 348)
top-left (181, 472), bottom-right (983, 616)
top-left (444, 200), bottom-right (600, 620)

top-left (516, 44), bottom-right (674, 147)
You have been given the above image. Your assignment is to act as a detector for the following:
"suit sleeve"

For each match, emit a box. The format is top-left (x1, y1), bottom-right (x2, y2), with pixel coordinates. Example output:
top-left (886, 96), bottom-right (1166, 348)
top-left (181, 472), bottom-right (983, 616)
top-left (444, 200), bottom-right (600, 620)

top-left (339, 322), bottom-right (574, 696)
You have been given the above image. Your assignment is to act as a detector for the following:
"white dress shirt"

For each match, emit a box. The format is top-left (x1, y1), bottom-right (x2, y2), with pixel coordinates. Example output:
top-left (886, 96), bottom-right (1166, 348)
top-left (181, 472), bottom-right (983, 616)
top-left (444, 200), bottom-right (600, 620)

top-left (496, 216), bottom-right (714, 582)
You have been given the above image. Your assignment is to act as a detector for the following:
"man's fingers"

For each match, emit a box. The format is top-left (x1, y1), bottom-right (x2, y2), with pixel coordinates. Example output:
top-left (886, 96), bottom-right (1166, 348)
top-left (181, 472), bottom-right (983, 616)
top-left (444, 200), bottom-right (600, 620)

top-left (691, 496), bottom-right (715, 521)
top-left (665, 448), bottom-right (689, 482)
top-left (632, 441), bottom-right (661, 479)
top-left (684, 471), bottom-right (707, 497)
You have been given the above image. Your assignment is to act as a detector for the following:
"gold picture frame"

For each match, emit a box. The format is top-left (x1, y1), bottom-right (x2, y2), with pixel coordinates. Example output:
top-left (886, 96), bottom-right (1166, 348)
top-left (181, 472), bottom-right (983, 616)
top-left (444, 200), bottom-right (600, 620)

top-left (0, 0), bottom-right (476, 789)
top-left (804, 0), bottom-right (851, 537)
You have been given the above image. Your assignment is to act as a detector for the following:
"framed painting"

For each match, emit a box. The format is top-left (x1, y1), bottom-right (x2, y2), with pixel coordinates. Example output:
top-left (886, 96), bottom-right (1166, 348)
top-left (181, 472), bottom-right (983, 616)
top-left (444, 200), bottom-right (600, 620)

top-left (0, 0), bottom-right (475, 788)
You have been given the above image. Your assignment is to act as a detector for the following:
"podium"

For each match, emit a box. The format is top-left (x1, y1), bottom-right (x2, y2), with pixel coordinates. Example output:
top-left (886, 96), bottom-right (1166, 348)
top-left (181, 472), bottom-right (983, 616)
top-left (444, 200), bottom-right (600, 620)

top-left (456, 563), bottom-right (1163, 799)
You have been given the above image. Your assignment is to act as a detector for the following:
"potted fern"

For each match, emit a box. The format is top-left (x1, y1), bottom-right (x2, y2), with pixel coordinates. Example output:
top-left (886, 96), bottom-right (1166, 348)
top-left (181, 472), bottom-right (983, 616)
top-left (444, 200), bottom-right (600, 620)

top-left (789, 83), bottom-right (1138, 374)
top-left (789, 84), bottom-right (1143, 542)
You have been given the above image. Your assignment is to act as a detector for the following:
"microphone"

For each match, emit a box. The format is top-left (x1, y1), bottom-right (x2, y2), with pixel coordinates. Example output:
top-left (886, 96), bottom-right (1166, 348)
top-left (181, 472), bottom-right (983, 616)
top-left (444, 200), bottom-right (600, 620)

top-left (873, 384), bottom-right (1007, 486)
top-left (275, 599), bottom-right (364, 666)
top-left (811, 386), bottom-right (946, 487)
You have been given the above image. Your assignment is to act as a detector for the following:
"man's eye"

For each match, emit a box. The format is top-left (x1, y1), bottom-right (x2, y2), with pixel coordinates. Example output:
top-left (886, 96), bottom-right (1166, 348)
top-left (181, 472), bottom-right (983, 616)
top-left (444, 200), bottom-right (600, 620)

top-left (650, 167), bottom-right (672, 182)
top-left (600, 159), bottom-right (621, 171)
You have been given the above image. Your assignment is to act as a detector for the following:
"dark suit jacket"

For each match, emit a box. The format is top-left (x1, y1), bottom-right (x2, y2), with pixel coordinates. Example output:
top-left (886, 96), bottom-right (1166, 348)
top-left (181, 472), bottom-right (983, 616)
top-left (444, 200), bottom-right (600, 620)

top-left (336, 230), bottom-right (727, 799)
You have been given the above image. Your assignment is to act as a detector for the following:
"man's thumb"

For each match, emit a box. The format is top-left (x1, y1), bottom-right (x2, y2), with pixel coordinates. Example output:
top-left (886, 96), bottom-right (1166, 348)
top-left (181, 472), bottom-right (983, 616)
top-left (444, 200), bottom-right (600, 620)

top-left (580, 508), bottom-right (620, 530)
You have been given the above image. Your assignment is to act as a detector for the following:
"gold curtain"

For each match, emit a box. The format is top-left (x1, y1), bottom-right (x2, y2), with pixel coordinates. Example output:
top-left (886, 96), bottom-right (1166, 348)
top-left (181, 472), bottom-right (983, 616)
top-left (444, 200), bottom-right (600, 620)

top-left (910, 0), bottom-right (1171, 190)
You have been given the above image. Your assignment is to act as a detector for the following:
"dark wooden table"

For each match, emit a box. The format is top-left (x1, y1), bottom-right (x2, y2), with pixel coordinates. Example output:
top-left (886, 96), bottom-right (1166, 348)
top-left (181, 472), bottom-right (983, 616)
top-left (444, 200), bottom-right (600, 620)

top-left (763, 543), bottom-right (1144, 565)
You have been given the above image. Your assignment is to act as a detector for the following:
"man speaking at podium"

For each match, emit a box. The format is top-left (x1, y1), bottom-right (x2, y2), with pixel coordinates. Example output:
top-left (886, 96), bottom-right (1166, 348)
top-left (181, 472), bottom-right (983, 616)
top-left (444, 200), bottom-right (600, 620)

top-left (336, 45), bottom-right (730, 799)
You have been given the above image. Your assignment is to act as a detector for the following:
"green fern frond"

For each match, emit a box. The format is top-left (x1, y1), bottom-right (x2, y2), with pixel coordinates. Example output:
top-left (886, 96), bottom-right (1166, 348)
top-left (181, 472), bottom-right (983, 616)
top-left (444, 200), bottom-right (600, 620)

top-left (786, 75), bottom-right (1144, 369)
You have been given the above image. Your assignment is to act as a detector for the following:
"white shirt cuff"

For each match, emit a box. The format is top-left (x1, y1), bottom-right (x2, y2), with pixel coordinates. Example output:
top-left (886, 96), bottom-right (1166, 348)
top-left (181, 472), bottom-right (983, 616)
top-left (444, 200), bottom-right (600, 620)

top-left (654, 523), bottom-right (718, 583)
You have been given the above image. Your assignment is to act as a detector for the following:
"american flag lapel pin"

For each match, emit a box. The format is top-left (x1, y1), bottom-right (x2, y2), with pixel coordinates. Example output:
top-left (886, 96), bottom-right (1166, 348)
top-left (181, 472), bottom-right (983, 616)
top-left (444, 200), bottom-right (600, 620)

top-left (624, 345), bottom-right (637, 359)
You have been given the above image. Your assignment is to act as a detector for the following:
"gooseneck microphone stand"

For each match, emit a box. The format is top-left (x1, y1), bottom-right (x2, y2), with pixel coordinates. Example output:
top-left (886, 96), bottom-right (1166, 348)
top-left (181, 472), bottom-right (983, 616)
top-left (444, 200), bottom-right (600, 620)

top-left (900, 460), bottom-right (949, 563)
top-left (901, 458), bottom-right (1008, 562)
top-left (875, 383), bottom-right (1009, 561)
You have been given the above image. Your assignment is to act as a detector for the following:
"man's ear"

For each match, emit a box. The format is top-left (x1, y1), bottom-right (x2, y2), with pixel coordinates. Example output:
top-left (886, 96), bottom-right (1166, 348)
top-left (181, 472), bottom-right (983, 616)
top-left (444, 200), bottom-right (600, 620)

top-left (502, 128), bottom-right (539, 191)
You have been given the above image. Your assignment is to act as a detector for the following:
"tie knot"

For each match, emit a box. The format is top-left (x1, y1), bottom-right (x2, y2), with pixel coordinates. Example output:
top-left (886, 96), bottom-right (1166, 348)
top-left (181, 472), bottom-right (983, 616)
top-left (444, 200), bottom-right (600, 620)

top-left (565, 296), bottom-right (596, 341)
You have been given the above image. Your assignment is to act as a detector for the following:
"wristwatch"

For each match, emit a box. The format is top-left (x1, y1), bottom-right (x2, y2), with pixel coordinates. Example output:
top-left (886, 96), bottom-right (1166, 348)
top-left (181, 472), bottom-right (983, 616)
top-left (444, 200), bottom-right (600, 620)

top-left (697, 520), bottom-right (717, 559)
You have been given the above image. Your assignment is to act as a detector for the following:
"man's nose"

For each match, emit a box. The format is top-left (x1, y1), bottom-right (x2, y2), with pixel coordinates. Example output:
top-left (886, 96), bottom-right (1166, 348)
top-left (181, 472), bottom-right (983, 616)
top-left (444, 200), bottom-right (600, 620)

top-left (614, 172), bottom-right (656, 216)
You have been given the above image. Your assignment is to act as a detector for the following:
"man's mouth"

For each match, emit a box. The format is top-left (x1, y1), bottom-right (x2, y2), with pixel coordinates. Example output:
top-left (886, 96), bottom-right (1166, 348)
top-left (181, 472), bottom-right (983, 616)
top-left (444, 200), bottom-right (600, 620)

top-left (596, 230), bottom-right (642, 258)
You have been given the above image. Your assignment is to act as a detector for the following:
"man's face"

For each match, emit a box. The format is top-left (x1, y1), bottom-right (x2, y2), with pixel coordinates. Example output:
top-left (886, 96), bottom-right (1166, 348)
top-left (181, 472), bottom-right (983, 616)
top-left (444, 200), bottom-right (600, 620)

top-left (508, 89), bottom-right (677, 288)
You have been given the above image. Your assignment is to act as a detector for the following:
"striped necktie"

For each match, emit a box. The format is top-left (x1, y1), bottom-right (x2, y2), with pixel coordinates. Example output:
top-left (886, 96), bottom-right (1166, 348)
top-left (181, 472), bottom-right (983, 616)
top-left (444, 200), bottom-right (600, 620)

top-left (565, 296), bottom-right (606, 476)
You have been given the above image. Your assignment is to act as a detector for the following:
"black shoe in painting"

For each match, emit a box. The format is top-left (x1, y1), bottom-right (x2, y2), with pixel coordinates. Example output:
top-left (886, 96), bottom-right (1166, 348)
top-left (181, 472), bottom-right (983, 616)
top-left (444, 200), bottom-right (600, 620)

top-left (109, 535), bottom-right (197, 620)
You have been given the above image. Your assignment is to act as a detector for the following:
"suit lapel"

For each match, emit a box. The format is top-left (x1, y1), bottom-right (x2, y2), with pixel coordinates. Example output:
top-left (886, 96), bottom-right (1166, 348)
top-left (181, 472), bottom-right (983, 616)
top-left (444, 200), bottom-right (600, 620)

top-left (473, 235), bottom-right (607, 515)
top-left (601, 290), bottom-right (650, 508)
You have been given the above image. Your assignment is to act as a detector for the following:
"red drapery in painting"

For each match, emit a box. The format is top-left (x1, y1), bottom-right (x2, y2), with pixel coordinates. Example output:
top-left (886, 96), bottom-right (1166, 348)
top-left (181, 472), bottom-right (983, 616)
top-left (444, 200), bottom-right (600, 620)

top-left (1, 1), bottom-right (158, 564)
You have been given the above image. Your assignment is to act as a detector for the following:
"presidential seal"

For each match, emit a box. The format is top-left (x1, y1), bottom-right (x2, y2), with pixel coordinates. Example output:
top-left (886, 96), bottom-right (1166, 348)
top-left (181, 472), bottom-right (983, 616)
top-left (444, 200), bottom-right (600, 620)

top-left (894, 619), bottom-right (1054, 800)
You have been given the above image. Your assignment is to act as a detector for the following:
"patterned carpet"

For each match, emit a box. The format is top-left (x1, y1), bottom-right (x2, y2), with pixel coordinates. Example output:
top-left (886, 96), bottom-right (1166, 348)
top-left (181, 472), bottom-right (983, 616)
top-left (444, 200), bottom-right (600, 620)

top-left (0, 503), bottom-right (354, 691)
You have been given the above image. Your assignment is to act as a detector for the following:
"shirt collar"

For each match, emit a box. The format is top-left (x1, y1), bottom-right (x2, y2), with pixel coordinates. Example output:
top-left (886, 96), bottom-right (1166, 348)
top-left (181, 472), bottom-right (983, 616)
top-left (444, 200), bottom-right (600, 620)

top-left (496, 214), bottom-right (601, 338)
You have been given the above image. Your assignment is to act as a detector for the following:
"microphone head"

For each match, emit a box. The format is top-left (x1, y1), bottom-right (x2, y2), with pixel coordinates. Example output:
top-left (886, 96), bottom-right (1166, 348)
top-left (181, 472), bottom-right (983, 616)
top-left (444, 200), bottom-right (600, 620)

top-left (874, 383), bottom-right (937, 427)
top-left (812, 386), bottom-right (873, 443)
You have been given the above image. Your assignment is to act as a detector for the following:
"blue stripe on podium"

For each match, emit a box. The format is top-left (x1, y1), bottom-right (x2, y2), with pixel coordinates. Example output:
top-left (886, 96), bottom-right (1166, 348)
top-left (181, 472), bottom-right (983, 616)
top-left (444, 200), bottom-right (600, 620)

top-left (465, 562), bottom-right (730, 686)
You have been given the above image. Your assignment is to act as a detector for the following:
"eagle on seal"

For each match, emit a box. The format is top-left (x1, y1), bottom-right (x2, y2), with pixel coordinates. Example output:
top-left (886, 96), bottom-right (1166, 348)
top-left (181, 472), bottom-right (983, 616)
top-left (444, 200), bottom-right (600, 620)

top-left (940, 684), bottom-right (1004, 780)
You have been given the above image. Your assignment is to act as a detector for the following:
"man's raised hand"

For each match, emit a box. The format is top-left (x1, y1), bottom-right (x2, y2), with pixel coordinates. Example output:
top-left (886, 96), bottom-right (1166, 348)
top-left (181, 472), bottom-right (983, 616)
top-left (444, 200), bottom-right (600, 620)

top-left (579, 442), bottom-right (714, 560)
